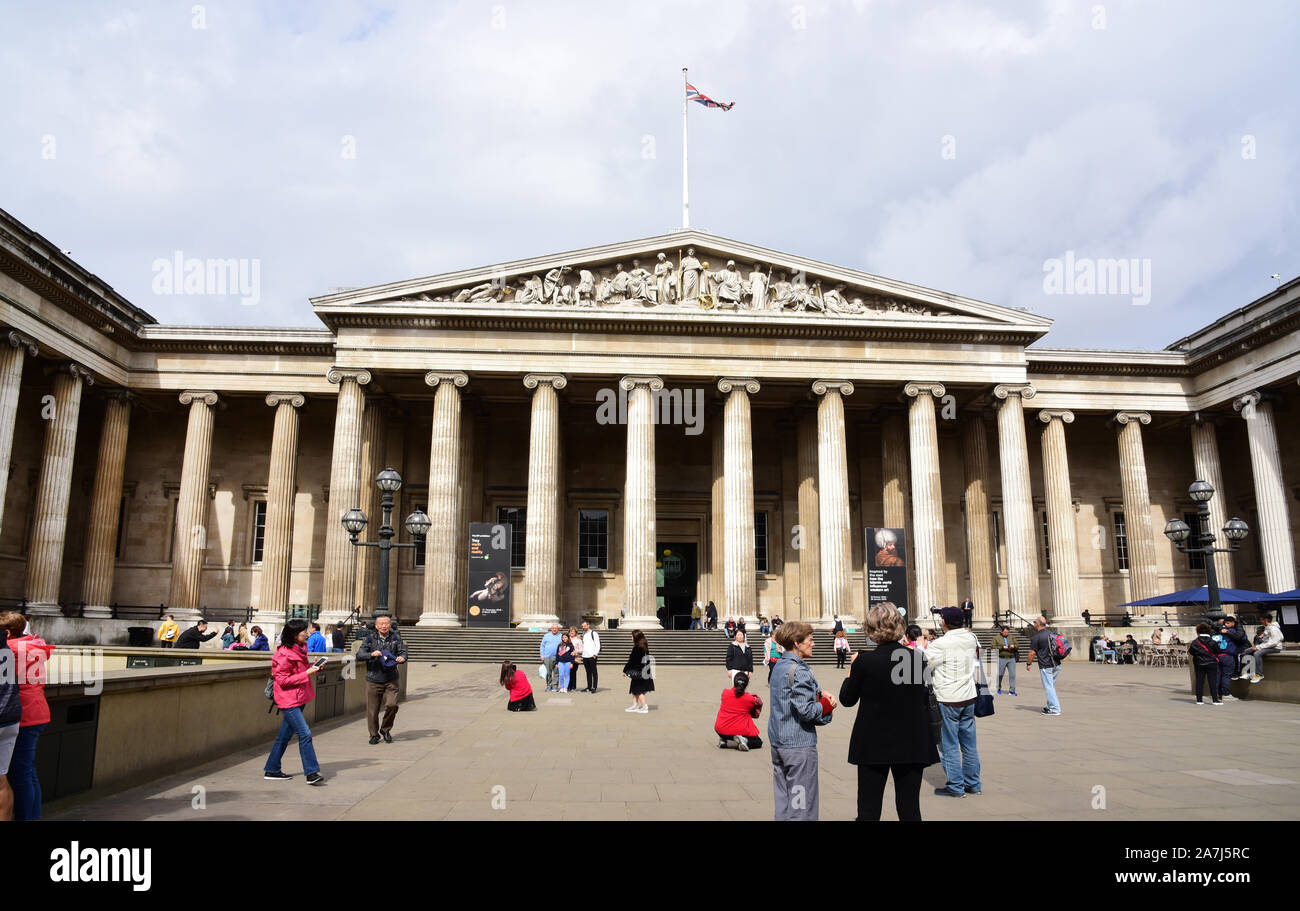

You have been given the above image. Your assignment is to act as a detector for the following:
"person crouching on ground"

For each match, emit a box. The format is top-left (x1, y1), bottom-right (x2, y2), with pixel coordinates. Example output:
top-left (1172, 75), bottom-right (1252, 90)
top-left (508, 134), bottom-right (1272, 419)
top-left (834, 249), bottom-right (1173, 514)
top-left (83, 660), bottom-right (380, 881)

top-left (715, 671), bottom-right (763, 751)
top-left (1189, 623), bottom-right (1224, 706)
top-left (769, 620), bottom-right (835, 821)
top-left (500, 661), bottom-right (536, 711)
top-left (263, 619), bottom-right (324, 785)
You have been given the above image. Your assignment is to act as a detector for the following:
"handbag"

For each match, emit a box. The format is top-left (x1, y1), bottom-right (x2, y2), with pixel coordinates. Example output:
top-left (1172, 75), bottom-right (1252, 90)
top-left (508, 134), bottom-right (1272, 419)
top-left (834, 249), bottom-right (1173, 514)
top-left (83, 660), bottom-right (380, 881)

top-left (973, 661), bottom-right (995, 718)
top-left (925, 685), bottom-right (943, 747)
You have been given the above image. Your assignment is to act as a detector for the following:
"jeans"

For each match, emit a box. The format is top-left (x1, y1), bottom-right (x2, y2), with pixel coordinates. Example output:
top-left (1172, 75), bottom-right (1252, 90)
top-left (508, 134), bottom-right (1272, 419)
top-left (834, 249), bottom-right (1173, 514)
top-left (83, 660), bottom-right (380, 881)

top-left (265, 707), bottom-right (320, 776)
top-left (771, 745), bottom-right (819, 821)
top-left (1039, 665), bottom-right (1061, 713)
top-left (11, 723), bottom-right (46, 821)
top-left (937, 704), bottom-right (981, 795)
top-left (543, 656), bottom-right (557, 690)
top-left (996, 657), bottom-right (1017, 691)
top-left (690, 618), bottom-right (702, 630)
top-left (1217, 655), bottom-right (1236, 698)
top-left (558, 662), bottom-right (571, 691)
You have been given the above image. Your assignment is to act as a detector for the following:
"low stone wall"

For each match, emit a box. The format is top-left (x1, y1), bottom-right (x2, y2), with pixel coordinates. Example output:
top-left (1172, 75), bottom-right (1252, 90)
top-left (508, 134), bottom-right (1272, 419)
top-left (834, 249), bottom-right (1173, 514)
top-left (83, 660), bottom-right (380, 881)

top-left (40, 654), bottom-right (406, 811)
top-left (1183, 651), bottom-right (1300, 704)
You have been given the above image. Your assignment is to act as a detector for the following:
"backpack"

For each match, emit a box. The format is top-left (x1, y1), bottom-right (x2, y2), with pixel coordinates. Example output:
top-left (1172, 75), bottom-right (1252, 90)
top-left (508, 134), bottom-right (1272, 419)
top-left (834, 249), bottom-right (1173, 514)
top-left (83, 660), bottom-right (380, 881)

top-left (265, 675), bottom-right (278, 714)
top-left (1045, 631), bottom-right (1071, 661)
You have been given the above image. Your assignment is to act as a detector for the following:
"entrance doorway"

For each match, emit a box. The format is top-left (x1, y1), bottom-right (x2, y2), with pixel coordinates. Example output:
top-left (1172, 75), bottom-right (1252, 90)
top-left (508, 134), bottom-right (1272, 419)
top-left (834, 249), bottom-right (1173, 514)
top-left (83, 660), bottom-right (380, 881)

top-left (656, 542), bottom-right (698, 630)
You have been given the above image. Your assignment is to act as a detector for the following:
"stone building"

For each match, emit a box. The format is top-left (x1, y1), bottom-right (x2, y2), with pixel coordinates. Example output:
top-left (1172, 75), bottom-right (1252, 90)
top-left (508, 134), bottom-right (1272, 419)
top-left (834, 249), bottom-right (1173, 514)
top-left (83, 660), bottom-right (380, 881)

top-left (2, 207), bottom-right (1297, 632)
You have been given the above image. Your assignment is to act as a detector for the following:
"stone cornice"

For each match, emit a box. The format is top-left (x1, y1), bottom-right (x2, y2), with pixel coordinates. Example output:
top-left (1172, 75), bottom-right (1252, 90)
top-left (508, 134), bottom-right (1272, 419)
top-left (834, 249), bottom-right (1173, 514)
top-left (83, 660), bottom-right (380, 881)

top-left (1026, 347), bottom-right (1190, 377)
top-left (137, 326), bottom-right (336, 357)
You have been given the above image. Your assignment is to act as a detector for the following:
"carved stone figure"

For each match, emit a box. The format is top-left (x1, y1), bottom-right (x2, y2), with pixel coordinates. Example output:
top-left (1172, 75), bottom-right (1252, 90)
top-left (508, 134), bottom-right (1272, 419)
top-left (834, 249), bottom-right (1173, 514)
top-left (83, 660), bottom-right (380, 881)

top-left (748, 263), bottom-right (770, 311)
top-left (628, 259), bottom-right (654, 304)
top-left (543, 266), bottom-right (571, 305)
top-left (822, 284), bottom-right (863, 314)
top-left (575, 269), bottom-right (596, 306)
top-left (516, 274), bottom-right (544, 305)
top-left (679, 248), bottom-right (702, 302)
top-left (654, 253), bottom-right (675, 305)
top-left (769, 272), bottom-right (794, 309)
top-left (610, 263), bottom-right (630, 303)
top-left (712, 260), bottom-right (745, 309)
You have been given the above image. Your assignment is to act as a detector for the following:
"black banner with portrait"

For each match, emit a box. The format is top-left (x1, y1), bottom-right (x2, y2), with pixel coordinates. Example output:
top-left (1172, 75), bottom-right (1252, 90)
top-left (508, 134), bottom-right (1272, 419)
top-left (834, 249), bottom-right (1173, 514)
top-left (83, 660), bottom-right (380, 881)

top-left (865, 527), bottom-right (909, 617)
top-left (467, 522), bottom-right (511, 627)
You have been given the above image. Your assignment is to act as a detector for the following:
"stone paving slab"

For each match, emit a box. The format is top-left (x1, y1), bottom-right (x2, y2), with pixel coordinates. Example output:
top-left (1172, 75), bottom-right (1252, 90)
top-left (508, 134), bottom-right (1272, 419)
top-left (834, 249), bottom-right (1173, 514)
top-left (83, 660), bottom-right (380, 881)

top-left (46, 658), bottom-right (1300, 821)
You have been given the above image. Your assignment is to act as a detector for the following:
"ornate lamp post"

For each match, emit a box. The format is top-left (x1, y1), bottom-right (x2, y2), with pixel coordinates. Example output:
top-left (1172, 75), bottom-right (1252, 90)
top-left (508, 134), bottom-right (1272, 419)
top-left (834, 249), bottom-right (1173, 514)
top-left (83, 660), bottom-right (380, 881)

top-left (1163, 480), bottom-right (1250, 622)
top-left (342, 468), bottom-right (431, 619)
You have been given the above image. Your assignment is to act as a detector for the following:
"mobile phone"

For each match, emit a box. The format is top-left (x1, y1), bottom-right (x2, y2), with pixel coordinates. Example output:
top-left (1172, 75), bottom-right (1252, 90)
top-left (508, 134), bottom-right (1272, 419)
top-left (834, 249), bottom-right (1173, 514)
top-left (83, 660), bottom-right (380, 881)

top-left (313, 658), bottom-right (327, 668)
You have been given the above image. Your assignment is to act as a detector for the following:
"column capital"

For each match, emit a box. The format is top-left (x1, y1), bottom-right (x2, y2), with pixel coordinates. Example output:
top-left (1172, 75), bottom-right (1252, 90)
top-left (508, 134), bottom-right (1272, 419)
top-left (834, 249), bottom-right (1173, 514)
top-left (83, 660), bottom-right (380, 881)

top-left (6, 330), bottom-right (37, 357)
top-left (102, 388), bottom-right (136, 406)
top-left (993, 383), bottom-right (1035, 402)
top-left (1037, 409), bottom-right (1075, 424)
top-left (45, 362), bottom-right (94, 387)
top-left (811, 379), bottom-right (854, 397)
top-left (423, 371), bottom-right (468, 389)
top-left (716, 377), bottom-right (760, 395)
top-left (179, 390), bottom-right (218, 407)
top-left (523, 373), bottom-right (567, 391)
top-left (903, 381), bottom-right (945, 399)
top-left (1187, 411), bottom-right (1221, 428)
top-left (1232, 390), bottom-right (1276, 415)
top-left (265, 392), bottom-right (307, 408)
top-left (326, 367), bottom-right (373, 386)
top-left (1113, 411), bottom-right (1151, 426)
top-left (621, 375), bottom-right (665, 391)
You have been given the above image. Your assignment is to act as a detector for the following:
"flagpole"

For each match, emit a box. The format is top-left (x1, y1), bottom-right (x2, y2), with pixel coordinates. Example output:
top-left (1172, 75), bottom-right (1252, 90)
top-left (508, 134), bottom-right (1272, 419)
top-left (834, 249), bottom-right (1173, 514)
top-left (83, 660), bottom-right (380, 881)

top-left (682, 66), bottom-right (690, 230)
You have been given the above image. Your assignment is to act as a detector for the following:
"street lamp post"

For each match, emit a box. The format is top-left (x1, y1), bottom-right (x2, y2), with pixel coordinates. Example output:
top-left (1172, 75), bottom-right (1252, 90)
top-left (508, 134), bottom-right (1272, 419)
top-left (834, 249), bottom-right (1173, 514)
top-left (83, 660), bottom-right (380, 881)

top-left (341, 468), bottom-right (431, 619)
top-left (1162, 480), bottom-right (1250, 622)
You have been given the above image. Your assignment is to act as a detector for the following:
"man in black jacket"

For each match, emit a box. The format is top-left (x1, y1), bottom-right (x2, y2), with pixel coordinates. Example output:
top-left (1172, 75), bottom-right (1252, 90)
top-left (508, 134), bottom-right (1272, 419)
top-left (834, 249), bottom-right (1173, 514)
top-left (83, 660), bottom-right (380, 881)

top-left (175, 620), bottom-right (218, 649)
top-left (356, 614), bottom-right (406, 744)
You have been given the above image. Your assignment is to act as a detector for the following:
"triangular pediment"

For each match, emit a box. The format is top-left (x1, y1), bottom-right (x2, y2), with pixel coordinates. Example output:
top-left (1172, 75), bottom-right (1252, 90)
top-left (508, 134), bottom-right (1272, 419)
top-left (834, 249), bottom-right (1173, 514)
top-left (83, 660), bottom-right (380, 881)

top-left (310, 231), bottom-right (1051, 337)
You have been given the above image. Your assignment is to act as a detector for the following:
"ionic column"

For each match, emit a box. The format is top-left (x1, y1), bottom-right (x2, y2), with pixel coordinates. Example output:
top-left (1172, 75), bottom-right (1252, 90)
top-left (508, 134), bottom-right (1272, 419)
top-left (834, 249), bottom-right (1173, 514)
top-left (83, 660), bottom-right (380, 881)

top-left (621, 376), bottom-right (663, 630)
top-left (961, 414), bottom-right (996, 624)
top-left (320, 368), bottom-right (370, 622)
top-left (455, 403), bottom-right (476, 623)
top-left (418, 372), bottom-right (468, 626)
top-left (166, 390), bottom-right (217, 621)
top-left (256, 393), bottom-right (305, 624)
top-left (521, 374), bottom-right (566, 626)
top-left (1114, 411), bottom-right (1160, 603)
top-left (1189, 416), bottom-right (1235, 590)
top-left (718, 378), bottom-right (760, 624)
top-left (709, 403), bottom-right (725, 609)
top-left (813, 380), bottom-right (854, 627)
top-left (353, 400), bottom-right (387, 615)
top-left (994, 385), bottom-right (1041, 620)
top-left (881, 410), bottom-right (916, 613)
top-left (1234, 392), bottom-right (1297, 593)
top-left (0, 331), bottom-right (38, 535)
top-left (904, 382), bottom-right (947, 617)
top-left (82, 391), bottom-right (134, 618)
top-left (1038, 410), bottom-right (1082, 624)
top-left (796, 409), bottom-right (821, 621)
top-left (25, 364), bottom-right (93, 616)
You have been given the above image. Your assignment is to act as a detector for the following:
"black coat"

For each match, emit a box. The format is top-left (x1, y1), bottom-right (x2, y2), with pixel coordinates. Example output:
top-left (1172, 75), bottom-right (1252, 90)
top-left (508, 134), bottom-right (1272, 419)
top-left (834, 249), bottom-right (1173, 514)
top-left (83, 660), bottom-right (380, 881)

top-left (175, 627), bottom-right (217, 649)
top-left (726, 642), bottom-right (754, 673)
top-left (838, 641), bottom-right (939, 767)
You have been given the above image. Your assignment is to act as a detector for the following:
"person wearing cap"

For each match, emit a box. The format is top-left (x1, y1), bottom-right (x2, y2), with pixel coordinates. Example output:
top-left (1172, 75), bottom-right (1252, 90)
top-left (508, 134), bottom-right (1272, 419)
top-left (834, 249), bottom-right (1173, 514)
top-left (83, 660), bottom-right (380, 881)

top-left (927, 607), bottom-right (982, 798)
top-left (356, 614), bottom-right (406, 744)
top-left (714, 671), bottom-right (763, 751)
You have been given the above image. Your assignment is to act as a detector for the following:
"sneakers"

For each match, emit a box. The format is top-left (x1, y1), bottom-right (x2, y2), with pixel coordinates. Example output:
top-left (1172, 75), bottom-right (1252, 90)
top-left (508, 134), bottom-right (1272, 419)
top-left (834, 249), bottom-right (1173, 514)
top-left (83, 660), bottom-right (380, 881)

top-left (381, 731), bottom-right (393, 743)
top-left (305, 772), bottom-right (324, 786)
top-left (1041, 708), bottom-right (1061, 715)
top-left (264, 771), bottom-right (293, 781)
top-left (625, 705), bottom-right (639, 712)
top-left (1250, 675), bottom-right (1264, 684)
top-left (965, 788), bottom-right (982, 795)
top-left (735, 736), bottom-right (749, 752)
top-left (1194, 701), bottom-right (1204, 706)
top-left (1009, 690), bottom-right (1017, 696)
top-left (1211, 701), bottom-right (1223, 706)
top-left (1222, 694), bottom-right (1236, 701)
top-left (717, 737), bottom-right (730, 749)
top-left (369, 735), bottom-right (381, 745)
top-left (996, 689), bottom-right (1003, 695)
top-left (933, 787), bottom-right (966, 798)
top-left (635, 706), bottom-right (649, 714)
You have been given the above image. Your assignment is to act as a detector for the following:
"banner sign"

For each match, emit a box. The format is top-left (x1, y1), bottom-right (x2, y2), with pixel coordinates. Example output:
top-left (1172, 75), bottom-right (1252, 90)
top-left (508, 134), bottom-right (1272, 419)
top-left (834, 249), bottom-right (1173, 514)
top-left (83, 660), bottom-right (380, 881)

top-left (865, 527), bottom-right (909, 618)
top-left (467, 522), bottom-right (511, 627)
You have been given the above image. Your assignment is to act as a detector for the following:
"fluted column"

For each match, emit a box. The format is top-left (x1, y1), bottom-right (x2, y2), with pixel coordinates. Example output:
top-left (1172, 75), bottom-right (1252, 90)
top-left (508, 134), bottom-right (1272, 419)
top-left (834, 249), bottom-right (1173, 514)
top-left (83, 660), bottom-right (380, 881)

top-left (320, 368), bottom-right (370, 622)
top-left (166, 390), bottom-right (217, 621)
top-left (353, 400), bottom-right (387, 615)
top-left (419, 372), bottom-right (468, 626)
top-left (621, 376), bottom-right (663, 630)
top-left (993, 385), bottom-right (1041, 620)
top-left (796, 409), bottom-right (821, 621)
top-left (813, 380), bottom-right (854, 627)
top-left (1038, 410), bottom-right (1081, 624)
top-left (961, 414), bottom-right (996, 624)
top-left (256, 393), bottom-right (304, 624)
top-left (881, 410), bottom-right (916, 613)
top-left (82, 391), bottom-right (134, 618)
top-left (718, 378), bottom-right (760, 624)
top-left (1114, 411), bottom-right (1160, 603)
top-left (709, 404), bottom-right (725, 608)
top-left (1234, 392), bottom-right (1296, 593)
top-left (905, 382), bottom-right (947, 617)
top-left (455, 404), bottom-right (476, 623)
top-left (1189, 417), bottom-right (1235, 591)
top-left (521, 374), bottom-right (566, 626)
top-left (0, 331), bottom-right (38, 535)
top-left (25, 364), bottom-right (93, 615)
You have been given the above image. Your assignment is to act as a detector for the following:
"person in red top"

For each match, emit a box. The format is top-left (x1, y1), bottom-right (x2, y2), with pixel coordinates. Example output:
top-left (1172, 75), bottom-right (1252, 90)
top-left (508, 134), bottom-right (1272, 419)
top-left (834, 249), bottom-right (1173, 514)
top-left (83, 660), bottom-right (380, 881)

top-left (500, 660), bottom-right (537, 711)
top-left (263, 619), bottom-right (324, 784)
top-left (715, 671), bottom-right (763, 751)
top-left (0, 612), bottom-right (54, 820)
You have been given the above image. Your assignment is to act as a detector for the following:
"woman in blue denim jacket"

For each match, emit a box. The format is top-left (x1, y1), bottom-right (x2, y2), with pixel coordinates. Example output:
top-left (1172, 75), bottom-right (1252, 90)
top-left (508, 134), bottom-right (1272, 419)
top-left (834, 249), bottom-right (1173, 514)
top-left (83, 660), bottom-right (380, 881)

top-left (768, 620), bottom-right (835, 821)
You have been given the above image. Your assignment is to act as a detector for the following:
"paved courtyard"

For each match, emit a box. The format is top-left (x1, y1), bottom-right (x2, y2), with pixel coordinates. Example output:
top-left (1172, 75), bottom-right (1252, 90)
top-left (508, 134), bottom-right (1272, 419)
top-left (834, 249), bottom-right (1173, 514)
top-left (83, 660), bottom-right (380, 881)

top-left (50, 658), bottom-right (1300, 821)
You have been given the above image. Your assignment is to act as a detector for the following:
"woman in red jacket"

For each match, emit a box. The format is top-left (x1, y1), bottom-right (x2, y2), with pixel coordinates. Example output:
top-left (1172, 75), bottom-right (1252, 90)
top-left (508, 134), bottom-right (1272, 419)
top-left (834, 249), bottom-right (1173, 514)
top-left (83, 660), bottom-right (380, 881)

top-left (0, 612), bottom-right (54, 820)
top-left (500, 660), bottom-right (537, 711)
top-left (263, 619), bottom-right (324, 784)
top-left (715, 671), bottom-right (763, 751)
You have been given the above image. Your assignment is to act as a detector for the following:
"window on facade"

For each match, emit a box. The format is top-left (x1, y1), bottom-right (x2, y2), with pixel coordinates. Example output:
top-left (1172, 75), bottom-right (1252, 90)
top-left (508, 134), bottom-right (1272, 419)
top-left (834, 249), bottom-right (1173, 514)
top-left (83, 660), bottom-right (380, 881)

top-left (991, 510), bottom-right (1002, 574)
top-left (578, 509), bottom-right (608, 571)
top-left (166, 497), bottom-right (179, 563)
top-left (755, 511), bottom-right (769, 574)
top-left (497, 506), bottom-right (526, 569)
top-left (251, 500), bottom-right (268, 564)
top-left (412, 501), bottom-right (427, 568)
top-left (1184, 511), bottom-right (1205, 571)
top-left (115, 497), bottom-right (127, 560)
top-left (1040, 508), bottom-right (1051, 572)
top-left (1113, 511), bottom-right (1129, 571)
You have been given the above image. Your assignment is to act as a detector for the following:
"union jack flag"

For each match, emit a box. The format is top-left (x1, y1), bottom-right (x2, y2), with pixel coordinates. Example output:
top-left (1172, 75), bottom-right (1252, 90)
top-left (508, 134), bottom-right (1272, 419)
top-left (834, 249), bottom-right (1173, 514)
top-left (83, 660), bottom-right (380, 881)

top-left (686, 82), bottom-right (734, 111)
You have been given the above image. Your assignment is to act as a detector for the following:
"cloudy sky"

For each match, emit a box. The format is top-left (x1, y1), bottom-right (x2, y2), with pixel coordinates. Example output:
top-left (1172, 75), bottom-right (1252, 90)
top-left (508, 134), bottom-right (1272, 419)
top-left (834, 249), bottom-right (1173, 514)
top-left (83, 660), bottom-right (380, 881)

top-left (3, 0), bottom-right (1296, 348)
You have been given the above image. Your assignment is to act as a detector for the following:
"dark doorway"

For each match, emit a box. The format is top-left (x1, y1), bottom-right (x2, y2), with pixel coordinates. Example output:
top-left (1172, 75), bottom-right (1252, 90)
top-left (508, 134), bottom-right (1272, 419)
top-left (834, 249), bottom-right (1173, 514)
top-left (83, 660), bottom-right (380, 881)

top-left (656, 542), bottom-right (698, 630)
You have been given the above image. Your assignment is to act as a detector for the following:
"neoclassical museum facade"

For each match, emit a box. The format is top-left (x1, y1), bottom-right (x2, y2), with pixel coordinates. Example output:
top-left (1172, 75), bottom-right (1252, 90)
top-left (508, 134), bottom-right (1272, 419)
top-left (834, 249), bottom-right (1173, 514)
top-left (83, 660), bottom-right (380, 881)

top-left (2, 207), bottom-right (1298, 631)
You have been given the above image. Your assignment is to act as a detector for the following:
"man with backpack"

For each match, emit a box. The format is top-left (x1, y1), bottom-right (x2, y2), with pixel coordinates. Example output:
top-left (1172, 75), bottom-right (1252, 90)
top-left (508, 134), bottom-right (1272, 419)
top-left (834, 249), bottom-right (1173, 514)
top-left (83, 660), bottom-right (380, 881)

top-left (1027, 615), bottom-right (1068, 716)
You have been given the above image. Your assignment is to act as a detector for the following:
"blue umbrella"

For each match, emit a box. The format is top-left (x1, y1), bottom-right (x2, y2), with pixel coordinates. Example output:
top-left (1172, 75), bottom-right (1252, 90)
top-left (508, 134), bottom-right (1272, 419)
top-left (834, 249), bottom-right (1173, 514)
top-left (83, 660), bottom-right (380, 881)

top-left (1119, 586), bottom-right (1277, 607)
top-left (1261, 589), bottom-right (1300, 602)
